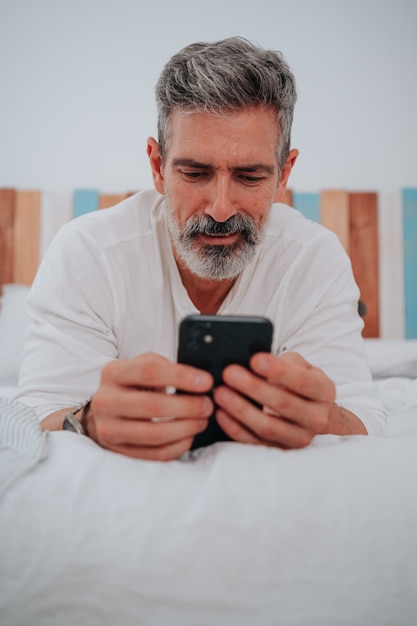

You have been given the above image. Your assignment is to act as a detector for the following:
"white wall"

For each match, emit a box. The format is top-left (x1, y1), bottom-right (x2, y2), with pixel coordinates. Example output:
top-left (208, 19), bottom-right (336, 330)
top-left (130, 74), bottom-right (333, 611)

top-left (0, 0), bottom-right (416, 193)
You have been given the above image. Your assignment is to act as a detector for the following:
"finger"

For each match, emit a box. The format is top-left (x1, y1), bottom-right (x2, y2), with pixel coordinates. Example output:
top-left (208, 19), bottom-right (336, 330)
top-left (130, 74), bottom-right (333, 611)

top-left (95, 412), bottom-right (209, 450)
top-left (249, 352), bottom-right (336, 403)
top-left (109, 437), bottom-right (196, 462)
top-left (214, 385), bottom-right (314, 444)
top-left (215, 401), bottom-right (314, 449)
top-left (95, 385), bottom-right (214, 421)
top-left (102, 353), bottom-right (213, 393)
top-left (216, 409), bottom-right (262, 445)
top-left (219, 366), bottom-right (329, 431)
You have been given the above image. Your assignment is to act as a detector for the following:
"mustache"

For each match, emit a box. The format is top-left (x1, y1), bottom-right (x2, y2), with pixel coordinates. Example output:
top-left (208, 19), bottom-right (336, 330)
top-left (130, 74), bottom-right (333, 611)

top-left (182, 213), bottom-right (259, 241)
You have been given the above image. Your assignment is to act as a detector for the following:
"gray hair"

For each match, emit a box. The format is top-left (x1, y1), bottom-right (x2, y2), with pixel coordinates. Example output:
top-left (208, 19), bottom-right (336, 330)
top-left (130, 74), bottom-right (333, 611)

top-left (155, 37), bottom-right (297, 170)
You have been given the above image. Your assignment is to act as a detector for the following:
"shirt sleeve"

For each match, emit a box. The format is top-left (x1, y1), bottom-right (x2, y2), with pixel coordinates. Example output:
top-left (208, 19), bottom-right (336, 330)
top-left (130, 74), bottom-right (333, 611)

top-left (15, 220), bottom-right (120, 421)
top-left (276, 229), bottom-right (387, 436)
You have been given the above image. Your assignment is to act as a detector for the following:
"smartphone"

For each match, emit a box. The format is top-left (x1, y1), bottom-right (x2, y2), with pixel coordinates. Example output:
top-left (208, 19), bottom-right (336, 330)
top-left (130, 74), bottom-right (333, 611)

top-left (177, 314), bottom-right (273, 450)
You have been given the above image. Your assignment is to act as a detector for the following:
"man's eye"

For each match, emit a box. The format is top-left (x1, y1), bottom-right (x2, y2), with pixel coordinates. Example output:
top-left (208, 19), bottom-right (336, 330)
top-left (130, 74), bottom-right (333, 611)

top-left (241, 175), bottom-right (263, 183)
top-left (182, 171), bottom-right (205, 179)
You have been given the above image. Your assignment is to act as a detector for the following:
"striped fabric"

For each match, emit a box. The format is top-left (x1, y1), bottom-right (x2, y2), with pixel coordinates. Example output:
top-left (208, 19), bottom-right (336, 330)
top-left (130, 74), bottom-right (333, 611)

top-left (0, 397), bottom-right (48, 497)
top-left (0, 187), bottom-right (415, 339)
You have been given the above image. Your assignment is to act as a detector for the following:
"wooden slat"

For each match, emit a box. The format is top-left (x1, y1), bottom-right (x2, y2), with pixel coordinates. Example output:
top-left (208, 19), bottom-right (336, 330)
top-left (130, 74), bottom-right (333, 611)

top-left (73, 189), bottom-right (99, 218)
top-left (293, 192), bottom-right (320, 222)
top-left (320, 189), bottom-right (350, 253)
top-left (40, 191), bottom-right (72, 258)
top-left (349, 192), bottom-right (380, 337)
top-left (12, 190), bottom-right (41, 286)
top-left (402, 188), bottom-right (417, 338)
top-left (0, 188), bottom-right (16, 289)
top-left (378, 192), bottom-right (404, 338)
top-left (99, 193), bottom-right (127, 209)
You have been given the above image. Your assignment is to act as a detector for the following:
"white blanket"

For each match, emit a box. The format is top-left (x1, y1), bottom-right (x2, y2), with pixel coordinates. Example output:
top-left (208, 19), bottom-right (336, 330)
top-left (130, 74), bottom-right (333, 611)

top-left (1, 383), bottom-right (417, 626)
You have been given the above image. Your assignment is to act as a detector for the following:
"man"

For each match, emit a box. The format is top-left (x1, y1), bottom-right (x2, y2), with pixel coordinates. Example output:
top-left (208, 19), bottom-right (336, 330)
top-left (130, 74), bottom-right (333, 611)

top-left (16, 37), bottom-right (386, 460)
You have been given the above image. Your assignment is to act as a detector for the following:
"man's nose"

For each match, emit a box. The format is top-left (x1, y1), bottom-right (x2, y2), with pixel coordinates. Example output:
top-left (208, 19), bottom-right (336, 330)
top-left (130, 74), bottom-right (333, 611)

top-left (204, 176), bottom-right (237, 223)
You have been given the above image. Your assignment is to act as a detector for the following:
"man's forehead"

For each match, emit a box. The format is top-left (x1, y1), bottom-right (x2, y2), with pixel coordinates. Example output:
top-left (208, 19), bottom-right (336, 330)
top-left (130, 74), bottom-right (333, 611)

top-left (165, 107), bottom-right (280, 162)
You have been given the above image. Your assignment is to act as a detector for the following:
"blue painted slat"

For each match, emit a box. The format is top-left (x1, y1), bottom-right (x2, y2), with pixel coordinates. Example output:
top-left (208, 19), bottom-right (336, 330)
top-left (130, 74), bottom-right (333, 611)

top-left (73, 189), bottom-right (99, 218)
top-left (292, 192), bottom-right (320, 223)
top-left (402, 188), bottom-right (417, 339)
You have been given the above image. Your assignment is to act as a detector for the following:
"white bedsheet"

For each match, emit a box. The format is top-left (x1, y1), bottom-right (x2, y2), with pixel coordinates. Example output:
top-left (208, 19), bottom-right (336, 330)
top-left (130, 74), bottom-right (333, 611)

top-left (1, 379), bottom-right (417, 626)
top-left (0, 387), bottom-right (18, 399)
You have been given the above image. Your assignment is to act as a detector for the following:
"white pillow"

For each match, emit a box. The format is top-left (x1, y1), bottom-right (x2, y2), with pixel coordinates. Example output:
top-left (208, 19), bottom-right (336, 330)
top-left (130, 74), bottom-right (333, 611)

top-left (364, 338), bottom-right (417, 379)
top-left (0, 284), bottom-right (31, 386)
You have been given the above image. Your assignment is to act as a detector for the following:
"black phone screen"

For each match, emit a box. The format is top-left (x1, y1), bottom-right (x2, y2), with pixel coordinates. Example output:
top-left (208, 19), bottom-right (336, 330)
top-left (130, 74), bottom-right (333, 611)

top-left (177, 314), bottom-right (273, 449)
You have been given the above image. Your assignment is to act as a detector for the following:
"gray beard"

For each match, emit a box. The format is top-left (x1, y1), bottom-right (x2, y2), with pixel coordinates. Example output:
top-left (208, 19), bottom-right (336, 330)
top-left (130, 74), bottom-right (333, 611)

top-left (165, 203), bottom-right (266, 281)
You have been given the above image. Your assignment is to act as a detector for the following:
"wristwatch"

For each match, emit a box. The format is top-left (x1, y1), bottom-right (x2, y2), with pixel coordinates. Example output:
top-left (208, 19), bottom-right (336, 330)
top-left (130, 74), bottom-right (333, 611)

top-left (62, 399), bottom-right (92, 435)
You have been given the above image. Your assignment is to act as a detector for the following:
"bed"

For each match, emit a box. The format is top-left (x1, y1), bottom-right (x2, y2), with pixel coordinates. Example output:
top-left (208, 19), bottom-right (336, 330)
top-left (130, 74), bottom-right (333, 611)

top-left (1, 187), bottom-right (417, 625)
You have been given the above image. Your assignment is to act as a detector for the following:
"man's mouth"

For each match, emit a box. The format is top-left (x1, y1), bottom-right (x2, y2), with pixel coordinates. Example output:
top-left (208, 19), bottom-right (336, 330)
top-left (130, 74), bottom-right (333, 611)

top-left (198, 232), bottom-right (240, 245)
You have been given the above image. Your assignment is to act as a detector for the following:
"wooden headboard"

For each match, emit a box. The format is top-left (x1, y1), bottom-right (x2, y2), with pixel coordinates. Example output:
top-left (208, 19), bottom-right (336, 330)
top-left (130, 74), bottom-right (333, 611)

top-left (1, 187), bottom-right (416, 339)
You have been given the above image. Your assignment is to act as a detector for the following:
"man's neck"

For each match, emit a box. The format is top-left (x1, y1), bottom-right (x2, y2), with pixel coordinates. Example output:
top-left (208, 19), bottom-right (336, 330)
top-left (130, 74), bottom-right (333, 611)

top-left (175, 257), bottom-right (237, 314)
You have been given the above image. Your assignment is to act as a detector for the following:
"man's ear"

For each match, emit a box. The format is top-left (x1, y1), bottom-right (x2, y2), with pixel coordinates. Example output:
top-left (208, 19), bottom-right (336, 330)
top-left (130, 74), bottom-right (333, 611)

top-left (273, 148), bottom-right (299, 203)
top-left (147, 137), bottom-right (165, 194)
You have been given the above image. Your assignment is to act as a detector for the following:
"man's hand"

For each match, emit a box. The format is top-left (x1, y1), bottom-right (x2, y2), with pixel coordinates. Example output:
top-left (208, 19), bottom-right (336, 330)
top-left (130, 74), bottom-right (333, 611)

top-left (76, 353), bottom-right (213, 461)
top-left (213, 351), bottom-right (367, 448)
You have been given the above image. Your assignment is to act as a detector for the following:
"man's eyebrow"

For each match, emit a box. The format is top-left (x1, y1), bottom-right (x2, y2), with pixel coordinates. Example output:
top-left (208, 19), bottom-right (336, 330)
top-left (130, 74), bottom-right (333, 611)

top-left (172, 158), bottom-right (212, 169)
top-left (172, 158), bottom-right (275, 174)
top-left (233, 164), bottom-right (276, 175)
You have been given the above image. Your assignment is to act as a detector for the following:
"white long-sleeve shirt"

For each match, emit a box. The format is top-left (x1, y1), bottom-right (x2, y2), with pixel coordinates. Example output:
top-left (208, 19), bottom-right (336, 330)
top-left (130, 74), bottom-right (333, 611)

top-left (16, 189), bottom-right (386, 435)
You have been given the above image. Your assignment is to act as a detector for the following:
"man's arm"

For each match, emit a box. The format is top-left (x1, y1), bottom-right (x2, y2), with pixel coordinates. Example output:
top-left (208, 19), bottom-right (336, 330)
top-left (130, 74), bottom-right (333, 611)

top-left (325, 403), bottom-right (367, 436)
top-left (41, 408), bottom-right (74, 432)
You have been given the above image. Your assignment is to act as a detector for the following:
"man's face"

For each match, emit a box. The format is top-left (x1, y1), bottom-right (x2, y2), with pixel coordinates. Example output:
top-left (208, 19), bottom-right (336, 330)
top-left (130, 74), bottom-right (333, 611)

top-left (148, 107), bottom-right (297, 280)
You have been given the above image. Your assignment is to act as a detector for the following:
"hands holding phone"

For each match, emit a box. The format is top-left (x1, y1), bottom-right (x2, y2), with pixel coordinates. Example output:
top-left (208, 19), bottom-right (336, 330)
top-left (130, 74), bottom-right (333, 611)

top-left (81, 315), bottom-right (364, 460)
top-left (85, 353), bottom-right (214, 461)
top-left (84, 350), bottom-right (340, 461)
top-left (214, 351), bottom-right (337, 449)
